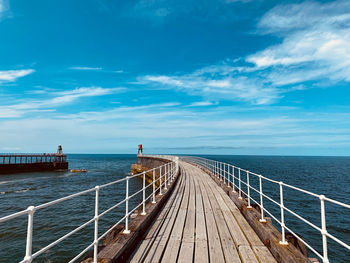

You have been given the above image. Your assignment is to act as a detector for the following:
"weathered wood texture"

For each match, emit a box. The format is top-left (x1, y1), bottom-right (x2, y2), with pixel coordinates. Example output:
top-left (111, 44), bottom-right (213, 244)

top-left (128, 161), bottom-right (278, 263)
top-left (195, 164), bottom-right (312, 263)
top-left (81, 161), bottom-right (180, 263)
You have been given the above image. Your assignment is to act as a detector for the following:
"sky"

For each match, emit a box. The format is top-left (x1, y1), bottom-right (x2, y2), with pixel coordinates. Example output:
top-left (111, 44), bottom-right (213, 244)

top-left (0, 0), bottom-right (350, 155)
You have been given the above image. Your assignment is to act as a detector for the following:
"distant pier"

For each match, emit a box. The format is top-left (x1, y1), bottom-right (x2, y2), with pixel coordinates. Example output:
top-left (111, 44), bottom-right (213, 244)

top-left (0, 146), bottom-right (68, 174)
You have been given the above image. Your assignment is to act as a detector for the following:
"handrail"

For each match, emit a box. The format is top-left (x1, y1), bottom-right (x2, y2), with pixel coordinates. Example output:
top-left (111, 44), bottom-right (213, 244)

top-left (181, 156), bottom-right (349, 263)
top-left (0, 156), bottom-right (179, 263)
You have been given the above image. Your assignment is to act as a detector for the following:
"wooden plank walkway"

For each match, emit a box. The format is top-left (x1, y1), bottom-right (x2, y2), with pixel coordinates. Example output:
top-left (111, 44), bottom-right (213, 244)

top-left (129, 161), bottom-right (277, 263)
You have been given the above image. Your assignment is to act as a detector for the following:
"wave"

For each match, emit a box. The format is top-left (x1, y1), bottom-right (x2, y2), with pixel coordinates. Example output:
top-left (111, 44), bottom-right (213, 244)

top-left (0, 186), bottom-right (45, 195)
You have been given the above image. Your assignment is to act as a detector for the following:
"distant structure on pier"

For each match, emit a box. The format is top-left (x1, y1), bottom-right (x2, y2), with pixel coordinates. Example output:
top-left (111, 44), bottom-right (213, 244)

top-left (0, 145), bottom-right (69, 174)
top-left (138, 144), bottom-right (143, 156)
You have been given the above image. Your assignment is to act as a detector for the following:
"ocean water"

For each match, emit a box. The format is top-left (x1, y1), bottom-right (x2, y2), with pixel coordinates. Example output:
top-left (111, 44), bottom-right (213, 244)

top-left (0, 154), bottom-right (349, 263)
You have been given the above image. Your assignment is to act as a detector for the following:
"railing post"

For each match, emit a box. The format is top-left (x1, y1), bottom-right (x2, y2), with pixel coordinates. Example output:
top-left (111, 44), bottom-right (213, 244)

top-left (238, 168), bottom-right (242, 199)
top-left (279, 182), bottom-right (288, 245)
top-left (320, 195), bottom-right (329, 263)
top-left (152, 168), bottom-right (156, 204)
top-left (94, 186), bottom-right (100, 263)
top-left (123, 176), bottom-right (130, 234)
top-left (223, 163), bottom-right (226, 184)
top-left (164, 165), bottom-right (168, 190)
top-left (221, 162), bottom-right (223, 181)
top-left (141, 172), bottom-right (146, 215)
top-left (24, 206), bottom-right (35, 263)
top-left (259, 175), bottom-right (266, 222)
top-left (170, 162), bottom-right (173, 182)
top-left (168, 163), bottom-right (171, 185)
top-left (247, 171), bottom-right (252, 208)
top-left (159, 166), bottom-right (163, 196)
top-left (232, 165), bottom-right (236, 192)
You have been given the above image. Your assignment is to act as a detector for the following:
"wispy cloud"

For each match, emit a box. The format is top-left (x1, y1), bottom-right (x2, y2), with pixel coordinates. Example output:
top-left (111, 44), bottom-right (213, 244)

top-left (2, 105), bottom-right (350, 153)
top-left (140, 65), bottom-right (282, 105)
top-left (0, 69), bottom-right (35, 82)
top-left (188, 101), bottom-right (217, 107)
top-left (247, 0), bottom-right (350, 83)
top-left (140, 0), bottom-right (350, 105)
top-left (0, 0), bottom-right (10, 20)
top-left (69, 66), bottom-right (103, 71)
top-left (0, 86), bottom-right (125, 118)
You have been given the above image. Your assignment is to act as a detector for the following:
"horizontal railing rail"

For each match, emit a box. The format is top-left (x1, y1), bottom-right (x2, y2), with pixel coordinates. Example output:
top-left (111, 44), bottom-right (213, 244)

top-left (0, 156), bottom-right (179, 263)
top-left (181, 156), bottom-right (349, 263)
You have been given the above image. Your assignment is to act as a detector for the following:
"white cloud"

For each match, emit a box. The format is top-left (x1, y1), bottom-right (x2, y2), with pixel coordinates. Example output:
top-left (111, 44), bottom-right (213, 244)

top-left (0, 69), bottom-right (35, 82)
top-left (1, 105), bottom-right (350, 154)
top-left (141, 70), bottom-right (281, 105)
top-left (0, 0), bottom-right (10, 20)
top-left (247, 0), bottom-right (350, 84)
top-left (69, 66), bottom-right (103, 71)
top-left (188, 101), bottom-right (217, 107)
top-left (141, 1), bottom-right (350, 105)
top-left (0, 87), bottom-right (125, 118)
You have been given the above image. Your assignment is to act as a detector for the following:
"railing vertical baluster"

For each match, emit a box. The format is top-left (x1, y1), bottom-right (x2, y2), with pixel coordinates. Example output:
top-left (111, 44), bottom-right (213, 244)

top-left (259, 175), bottom-right (266, 222)
top-left (221, 162), bottom-right (223, 181)
top-left (247, 171), bottom-right (252, 208)
top-left (170, 162), bottom-right (173, 182)
top-left (152, 168), bottom-right (156, 204)
top-left (165, 164), bottom-right (168, 190)
top-left (141, 172), bottom-right (146, 215)
top-left (232, 165), bottom-right (236, 192)
top-left (238, 168), bottom-right (242, 199)
top-left (223, 163), bottom-right (226, 184)
top-left (320, 195), bottom-right (329, 263)
top-left (159, 166), bottom-right (163, 196)
top-left (123, 177), bottom-right (130, 234)
top-left (168, 163), bottom-right (171, 185)
top-left (94, 186), bottom-right (100, 263)
top-left (24, 206), bottom-right (35, 263)
top-left (279, 182), bottom-right (288, 245)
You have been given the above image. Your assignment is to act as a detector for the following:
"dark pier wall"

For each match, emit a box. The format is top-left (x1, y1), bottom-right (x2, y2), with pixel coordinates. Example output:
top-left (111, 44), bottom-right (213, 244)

top-left (0, 162), bottom-right (68, 174)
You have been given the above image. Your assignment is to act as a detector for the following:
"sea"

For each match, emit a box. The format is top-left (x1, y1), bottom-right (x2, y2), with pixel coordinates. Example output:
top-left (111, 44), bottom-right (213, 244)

top-left (0, 154), bottom-right (349, 263)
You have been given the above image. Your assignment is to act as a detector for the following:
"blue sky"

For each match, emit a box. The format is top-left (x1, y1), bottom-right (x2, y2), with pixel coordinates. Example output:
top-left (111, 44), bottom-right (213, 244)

top-left (0, 0), bottom-right (350, 155)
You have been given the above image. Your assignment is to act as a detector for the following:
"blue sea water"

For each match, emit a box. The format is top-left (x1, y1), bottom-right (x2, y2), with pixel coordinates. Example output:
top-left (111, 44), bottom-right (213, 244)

top-left (0, 154), bottom-right (349, 263)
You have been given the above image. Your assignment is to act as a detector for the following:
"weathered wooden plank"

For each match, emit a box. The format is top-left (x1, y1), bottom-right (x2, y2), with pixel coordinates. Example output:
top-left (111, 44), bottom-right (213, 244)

top-left (252, 246), bottom-right (278, 263)
top-left (178, 171), bottom-right (196, 262)
top-left (177, 242), bottom-right (194, 263)
top-left (200, 172), bottom-right (241, 263)
top-left (211, 186), bottom-right (250, 247)
top-left (239, 246), bottom-right (259, 263)
top-left (208, 167), bottom-right (311, 263)
top-left (202, 168), bottom-right (277, 263)
top-left (197, 171), bottom-right (225, 263)
top-left (160, 167), bottom-right (191, 262)
top-left (220, 189), bottom-right (264, 247)
top-left (193, 174), bottom-right (209, 263)
top-left (142, 171), bottom-right (187, 262)
top-left (202, 171), bottom-right (265, 247)
top-left (129, 174), bottom-right (185, 262)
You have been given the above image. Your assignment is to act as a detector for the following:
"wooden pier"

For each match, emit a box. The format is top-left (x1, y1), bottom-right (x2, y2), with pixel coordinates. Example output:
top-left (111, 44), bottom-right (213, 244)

top-left (90, 157), bottom-right (312, 263)
top-left (129, 161), bottom-right (277, 263)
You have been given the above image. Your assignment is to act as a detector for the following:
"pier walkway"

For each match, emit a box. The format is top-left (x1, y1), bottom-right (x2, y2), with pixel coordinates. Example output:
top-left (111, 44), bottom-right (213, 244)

top-left (129, 161), bottom-right (276, 263)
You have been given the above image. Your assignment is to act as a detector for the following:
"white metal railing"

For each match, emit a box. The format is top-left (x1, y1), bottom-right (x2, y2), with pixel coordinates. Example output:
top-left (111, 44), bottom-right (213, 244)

top-left (0, 156), bottom-right (179, 263)
top-left (182, 156), bottom-right (350, 263)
